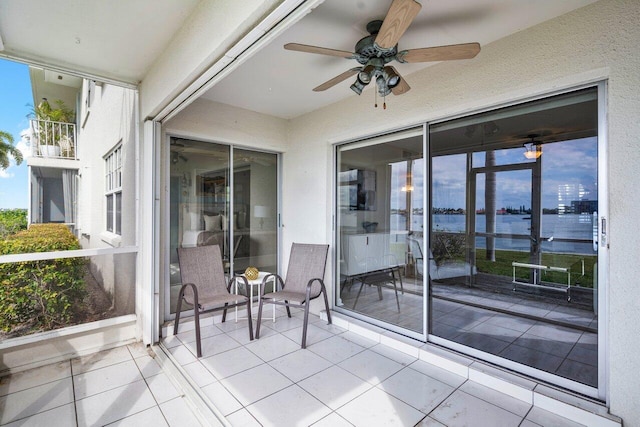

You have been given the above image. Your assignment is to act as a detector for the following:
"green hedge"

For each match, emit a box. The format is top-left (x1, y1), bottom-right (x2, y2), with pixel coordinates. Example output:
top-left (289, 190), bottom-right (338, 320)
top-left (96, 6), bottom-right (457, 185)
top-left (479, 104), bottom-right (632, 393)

top-left (0, 208), bottom-right (27, 239)
top-left (0, 224), bottom-right (86, 334)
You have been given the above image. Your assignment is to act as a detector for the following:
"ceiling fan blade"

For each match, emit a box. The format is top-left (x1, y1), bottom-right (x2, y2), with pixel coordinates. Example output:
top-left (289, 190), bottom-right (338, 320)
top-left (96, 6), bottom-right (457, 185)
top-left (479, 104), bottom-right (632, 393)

top-left (399, 42), bottom-right (481, 63)
top-left (284, 43), bottom-right (354, 58)
top-left (375, 0), bottom-right (422, 50)
top-left (313, 68), bottom-right (361, 92)
top-left (389, 67), bottom-right (411, 95)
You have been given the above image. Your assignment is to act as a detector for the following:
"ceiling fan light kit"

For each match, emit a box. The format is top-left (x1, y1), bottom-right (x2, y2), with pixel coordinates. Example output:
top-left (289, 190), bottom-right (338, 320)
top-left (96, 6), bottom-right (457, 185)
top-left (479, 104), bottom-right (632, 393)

top-left (284, 0), bottom-right (481, 108)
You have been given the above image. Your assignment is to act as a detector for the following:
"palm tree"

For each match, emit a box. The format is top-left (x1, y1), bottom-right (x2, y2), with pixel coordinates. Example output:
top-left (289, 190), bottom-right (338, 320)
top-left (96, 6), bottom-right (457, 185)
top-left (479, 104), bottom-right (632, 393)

top-left (0, 130), bottom-right (23, 170)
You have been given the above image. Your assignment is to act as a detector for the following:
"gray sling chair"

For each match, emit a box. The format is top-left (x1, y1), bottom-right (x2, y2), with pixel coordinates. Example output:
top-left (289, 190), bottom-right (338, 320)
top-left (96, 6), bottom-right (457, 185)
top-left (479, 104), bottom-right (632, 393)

top-left (255, 243), bottom-right (331, 349)
top-left (174, 245), bottom-right (253, 357)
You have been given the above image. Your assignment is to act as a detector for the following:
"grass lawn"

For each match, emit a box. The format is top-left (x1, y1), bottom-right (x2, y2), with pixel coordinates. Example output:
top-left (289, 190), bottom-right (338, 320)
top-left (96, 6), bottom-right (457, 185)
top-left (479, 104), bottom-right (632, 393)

top-left (471, 249), bottom-right (595, 288)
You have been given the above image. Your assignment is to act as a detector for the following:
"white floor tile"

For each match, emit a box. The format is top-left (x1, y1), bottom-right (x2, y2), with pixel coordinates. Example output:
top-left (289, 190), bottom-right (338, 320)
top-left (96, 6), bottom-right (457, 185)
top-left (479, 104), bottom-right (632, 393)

top-left (311, 411), bottom-right (354, 426)
top-left (459, 381), bottom-right (531, 417)
top-left (1, 402), bottom-right (76, 427)
top-left (247, 385), bottom-right (332, 426)
top-left (186, 333), bottom-right (242, 358)
top-left (377, 366), bottom-right (455, 414)
top-left (177, 324), bottom-right (224, 344)
top-left (226, 408), bottom-right (262, 427)
top-left (338, 349), bottom-right (404, 385)
top-left (134, 354), bottom-right (163, 378)
top-left (260, 315), bottom-right (304, 333)
top-left (75, 379), bottom-right (157, 427)
top-left (245, 333), bottom-right (300, 362)
top-left (146, 372), bottom-right (181, 404)
top-left (298, 365), bottom-right (372, 410)
top-left (200, 346), bottom-right (263, 379)
top-left (524, 406), bottom-right (586, 427)
top-left (307, 335), bottom-right (366, 364)
top-left (416, 416), bottom-right (447, 426)
top-left (220, 364), bottom-right (292, 406)
top-left (105, 406), bottom-right (169, 426)
top-left (168, 344), bottom-right (199, 365)
top-left (127, 342), bottom-right (150, 359)
top-left (282, 323), bottom-right (335, 346)
top-left (407, 359), bottom-right (466, 388)
top-left (429, 390), bottom-right (523, 427)
top-left (74, 360), bottom-right (143, 400)
top-left (182, 361), bottom-right (217, 388)
top-left (0, 361), bottom-right (71, 396)
top-left (0, 377), bottom-right (74, 425)
top-left (369, 343), bottom-right (418, 367)
top-left (336, 387), bottom-right (425, 427)
top-left (160, 396), bottom-right (205, 427)
top-left (72, 346), bottom-right (133, 374)
top-left (268, 349), bottom-right (333, 383)
top-left (201, 381), bottom-right (242, 416)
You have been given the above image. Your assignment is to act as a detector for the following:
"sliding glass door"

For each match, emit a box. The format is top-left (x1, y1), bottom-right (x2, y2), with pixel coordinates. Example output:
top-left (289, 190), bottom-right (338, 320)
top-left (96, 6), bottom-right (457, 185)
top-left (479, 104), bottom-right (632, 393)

top-left (166, 138), bottom-right (278, 317)
top-left (335, 128), bottom-right (425, 337)
top-left (429, 86), bottom-right (602, 395)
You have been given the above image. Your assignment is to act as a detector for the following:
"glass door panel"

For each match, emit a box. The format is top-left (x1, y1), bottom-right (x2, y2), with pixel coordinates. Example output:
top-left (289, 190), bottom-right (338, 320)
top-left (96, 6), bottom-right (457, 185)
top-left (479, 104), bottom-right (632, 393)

top-left (336, 129), bottom-right (424, 335)
top-left (429, 87), bottom-right (600, 392)
top-left (232, 149), bottom-right (278, 275)
top-left (167, 140), bottom-right (279, 316)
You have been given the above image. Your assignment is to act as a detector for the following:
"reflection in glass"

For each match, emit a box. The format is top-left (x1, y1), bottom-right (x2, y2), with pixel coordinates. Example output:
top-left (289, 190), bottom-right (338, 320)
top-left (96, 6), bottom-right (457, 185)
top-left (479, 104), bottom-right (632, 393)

top-left (168, 140), bottom-right (278, 314)
top-left (336, 129), bottom-right (424, 334)
top-left (429, 87), bottom-right (599, 388)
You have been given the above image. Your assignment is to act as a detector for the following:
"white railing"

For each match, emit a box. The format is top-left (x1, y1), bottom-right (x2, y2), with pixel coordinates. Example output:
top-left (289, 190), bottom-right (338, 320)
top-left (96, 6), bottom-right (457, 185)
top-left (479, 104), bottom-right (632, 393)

top-left (29, 119), bottom-right (77, 159)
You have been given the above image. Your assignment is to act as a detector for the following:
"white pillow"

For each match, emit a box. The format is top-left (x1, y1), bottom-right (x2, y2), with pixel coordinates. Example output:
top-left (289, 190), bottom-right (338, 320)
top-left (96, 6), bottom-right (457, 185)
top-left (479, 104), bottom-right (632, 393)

top-left (204, 214), bottom-right (222, 231)
top-left (189, 212), bottom-right (202, 230)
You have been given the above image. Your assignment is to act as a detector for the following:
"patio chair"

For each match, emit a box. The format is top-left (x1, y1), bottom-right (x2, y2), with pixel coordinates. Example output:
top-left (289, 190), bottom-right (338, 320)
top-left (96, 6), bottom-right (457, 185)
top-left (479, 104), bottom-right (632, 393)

top-left (352, 254), bottom-right (402, 312)
top-left (174, 245), bottom-right (253, 357)
top-left (255, 243), bottom-right (330, 349)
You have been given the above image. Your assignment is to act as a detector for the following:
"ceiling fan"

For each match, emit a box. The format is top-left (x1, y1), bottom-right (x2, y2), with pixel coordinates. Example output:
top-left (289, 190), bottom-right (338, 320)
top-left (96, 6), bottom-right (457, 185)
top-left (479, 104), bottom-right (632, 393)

top-left (285, 0), bottom-right (480, 102)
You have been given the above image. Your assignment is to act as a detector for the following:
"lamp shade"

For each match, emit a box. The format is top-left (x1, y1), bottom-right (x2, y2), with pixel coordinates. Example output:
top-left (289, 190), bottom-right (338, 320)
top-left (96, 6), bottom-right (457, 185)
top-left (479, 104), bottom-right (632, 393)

top-left (254, 205), bottom-right (269, 218)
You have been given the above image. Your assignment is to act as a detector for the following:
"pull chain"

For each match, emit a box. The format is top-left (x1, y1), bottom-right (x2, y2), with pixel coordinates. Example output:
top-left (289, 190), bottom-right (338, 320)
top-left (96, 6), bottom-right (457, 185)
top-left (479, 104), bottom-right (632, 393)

top-left (383, 92), bottom-right (387, 110)
top-left (374, 88), bottom-right (378, 108)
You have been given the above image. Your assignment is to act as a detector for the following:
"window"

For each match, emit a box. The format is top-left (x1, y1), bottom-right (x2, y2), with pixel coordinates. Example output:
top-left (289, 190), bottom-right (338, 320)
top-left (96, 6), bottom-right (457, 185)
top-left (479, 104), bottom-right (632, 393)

top-left (105, 142), bottom-right (123, 234)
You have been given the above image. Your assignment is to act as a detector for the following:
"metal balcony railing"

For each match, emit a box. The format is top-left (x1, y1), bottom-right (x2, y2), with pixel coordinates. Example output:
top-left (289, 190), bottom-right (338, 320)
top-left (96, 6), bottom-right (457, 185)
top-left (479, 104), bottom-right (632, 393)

top-left (29, 119), bottom-right (77, 159)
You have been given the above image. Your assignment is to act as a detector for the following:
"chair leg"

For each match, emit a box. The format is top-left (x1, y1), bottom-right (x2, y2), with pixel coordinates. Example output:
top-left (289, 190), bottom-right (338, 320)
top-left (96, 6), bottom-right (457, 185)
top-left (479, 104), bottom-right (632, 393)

top-left (256, 296), bottom-right (264, 339)
top-left (173, 288), bottom-right (185, 336)
top-left (322, 286), bottom-right (332, 325)
top-left (285, 301), bottom-right (292, 318)
top-left (246, 299), bottom-right (254, 341)
top-left (353, 280), bottom-right (366, 310)
top-left (393, 279), bottom-right (400, 312)
top-left (222, 303), bottom-right (229, 323)
top-left (302, 302), bottom-right (310, 349)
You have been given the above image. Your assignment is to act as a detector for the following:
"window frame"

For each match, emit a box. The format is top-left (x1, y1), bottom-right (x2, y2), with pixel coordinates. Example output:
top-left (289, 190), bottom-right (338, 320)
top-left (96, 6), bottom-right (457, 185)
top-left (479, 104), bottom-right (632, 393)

top-left (105, 141), bottom-right (123, 235)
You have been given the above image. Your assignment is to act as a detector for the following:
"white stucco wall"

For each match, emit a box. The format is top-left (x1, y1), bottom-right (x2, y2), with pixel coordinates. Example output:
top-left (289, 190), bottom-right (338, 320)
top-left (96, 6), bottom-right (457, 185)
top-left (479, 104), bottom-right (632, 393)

top-left (139, 0), bottom-right (283, 119)
top-left (76, 83), bottom-right (137, 314)
top-left (284, 0), bottom-right (639, 422)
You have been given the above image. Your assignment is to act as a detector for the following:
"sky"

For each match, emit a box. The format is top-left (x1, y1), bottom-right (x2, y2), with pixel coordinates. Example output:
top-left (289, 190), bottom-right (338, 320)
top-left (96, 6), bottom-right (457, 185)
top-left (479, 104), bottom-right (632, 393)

top-left (432, 137), bottom-right (598, 211)
top-left (0, 58), bottom-right (31, 209)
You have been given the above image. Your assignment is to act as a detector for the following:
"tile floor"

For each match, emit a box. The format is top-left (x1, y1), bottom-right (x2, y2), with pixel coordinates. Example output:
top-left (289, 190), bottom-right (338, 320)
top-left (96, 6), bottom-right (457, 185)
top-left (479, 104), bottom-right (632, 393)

top-left (0, 342), bottom-right (200, 426)
top-left (158, 307), bottom-right (594, 426)
top-left (0, 307), bottom-right (604, 426)
top-left (340, 279), bottom-right (598, 387)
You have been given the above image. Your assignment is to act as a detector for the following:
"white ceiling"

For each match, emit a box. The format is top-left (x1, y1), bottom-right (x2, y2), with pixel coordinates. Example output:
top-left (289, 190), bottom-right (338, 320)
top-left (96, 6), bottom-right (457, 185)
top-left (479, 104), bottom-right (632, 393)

top-left (0, 0), bottom-right (596, 118)
top-left (0, 0), bottom-right (200, 84)
top-left (202, 0), bottom-right (598, 119)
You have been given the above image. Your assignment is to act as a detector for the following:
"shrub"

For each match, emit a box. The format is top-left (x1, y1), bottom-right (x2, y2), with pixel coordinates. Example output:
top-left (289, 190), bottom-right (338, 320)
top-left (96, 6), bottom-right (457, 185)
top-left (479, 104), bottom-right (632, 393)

top-left (0, 224), bottom-right (86, 334)
top-left (0, 208), bottom-right (27, 238)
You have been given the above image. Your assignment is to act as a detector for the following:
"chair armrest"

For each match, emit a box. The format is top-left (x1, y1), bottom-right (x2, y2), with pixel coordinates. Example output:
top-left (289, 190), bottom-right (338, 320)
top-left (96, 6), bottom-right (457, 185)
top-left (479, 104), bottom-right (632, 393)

top-left (230, 275), bottom-right (249, 294)
top-left (178, 282), bottom-right (200, 309)
top-left (261, 273), bottom-right (285, 296)
top-left (305, 277), bottom-right (326, 301)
